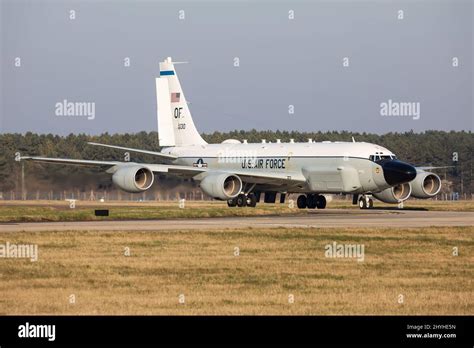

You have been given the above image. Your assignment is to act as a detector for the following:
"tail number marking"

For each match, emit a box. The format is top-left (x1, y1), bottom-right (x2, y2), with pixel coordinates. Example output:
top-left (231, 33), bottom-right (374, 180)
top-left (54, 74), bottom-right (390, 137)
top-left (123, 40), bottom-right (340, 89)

top-left (174, 107), bottom-right (183, 118)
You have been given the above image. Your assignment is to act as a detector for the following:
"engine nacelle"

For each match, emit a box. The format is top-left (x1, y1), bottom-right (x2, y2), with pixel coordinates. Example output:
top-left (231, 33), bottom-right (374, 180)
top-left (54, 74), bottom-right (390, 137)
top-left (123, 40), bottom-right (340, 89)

top-left (373, 182), bottom-right (411, 203)
top-left (410, 172), bottom-right (441, 199)
top-left (112, 165), bottom-right (154, 193)
top-left (199, 173), bottom-right (242, 200)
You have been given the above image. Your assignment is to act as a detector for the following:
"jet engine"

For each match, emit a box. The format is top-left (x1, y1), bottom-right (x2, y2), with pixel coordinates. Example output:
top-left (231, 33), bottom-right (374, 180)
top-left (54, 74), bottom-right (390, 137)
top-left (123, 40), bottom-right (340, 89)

top-left (112, 165), bottom-right (154, 193)
top-left (199, 173), bottom-right (242, 200)
top-left (373, 182), bottom-right (411, 203)
top-left (410, 172), bottom-right (441, 199)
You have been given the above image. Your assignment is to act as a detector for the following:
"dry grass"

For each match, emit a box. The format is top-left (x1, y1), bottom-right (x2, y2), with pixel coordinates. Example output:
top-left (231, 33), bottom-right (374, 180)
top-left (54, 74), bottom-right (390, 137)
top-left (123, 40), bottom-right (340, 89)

top-left (0, 200), bottom-right (304, 223)
top-left (0, 199), bottom-right (472, 223)
top-left (0, 226), bottom-right (472, 315)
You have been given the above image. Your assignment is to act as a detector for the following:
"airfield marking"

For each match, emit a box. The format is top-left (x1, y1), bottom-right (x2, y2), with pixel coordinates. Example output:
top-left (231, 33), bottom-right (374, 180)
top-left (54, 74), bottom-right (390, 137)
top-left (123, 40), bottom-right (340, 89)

top-left (0, 209), bottom-right (472, 232)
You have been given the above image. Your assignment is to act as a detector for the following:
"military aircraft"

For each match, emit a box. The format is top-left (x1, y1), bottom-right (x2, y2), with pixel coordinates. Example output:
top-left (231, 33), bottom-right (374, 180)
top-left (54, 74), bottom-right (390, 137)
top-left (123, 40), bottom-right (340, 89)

top-left (21, 57), bottom-right (442, 209)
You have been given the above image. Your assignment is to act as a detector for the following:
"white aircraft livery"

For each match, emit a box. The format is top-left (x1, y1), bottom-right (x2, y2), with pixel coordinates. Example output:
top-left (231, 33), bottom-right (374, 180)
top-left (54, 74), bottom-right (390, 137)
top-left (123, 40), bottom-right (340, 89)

top-left (21, 57), bottom-right (443, 209)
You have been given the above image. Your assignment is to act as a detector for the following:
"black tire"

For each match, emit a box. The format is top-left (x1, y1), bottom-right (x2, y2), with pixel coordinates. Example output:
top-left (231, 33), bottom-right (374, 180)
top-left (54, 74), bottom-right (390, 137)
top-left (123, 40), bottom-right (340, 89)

top-left (307, 194), bottom-right (317, 209)
top-left (358, 197), bottom-right (367, 209)
top-left (227, 198), bottom-right (237, 207)
top-left (297, 195), bottom-right (307, 209)
top-left (246, 193), bottom-right (257, 207)
top-left (237, 194), bottom-right (247, 207)
top-left (316, 195), bottom-right (327, 209)
top-left (368, 198), bottom-right (373, 209)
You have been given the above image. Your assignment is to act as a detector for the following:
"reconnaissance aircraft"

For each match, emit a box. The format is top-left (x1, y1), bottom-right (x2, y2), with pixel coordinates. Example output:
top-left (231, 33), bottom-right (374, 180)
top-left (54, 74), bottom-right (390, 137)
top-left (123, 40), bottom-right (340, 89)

top-left (21, 57), bottom-right (442, 209)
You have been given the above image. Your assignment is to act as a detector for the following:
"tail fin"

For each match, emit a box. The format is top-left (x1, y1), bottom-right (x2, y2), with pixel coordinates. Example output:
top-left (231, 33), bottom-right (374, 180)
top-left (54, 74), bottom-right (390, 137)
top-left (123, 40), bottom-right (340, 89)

top-left (156, 57), bottom-right (207, 147)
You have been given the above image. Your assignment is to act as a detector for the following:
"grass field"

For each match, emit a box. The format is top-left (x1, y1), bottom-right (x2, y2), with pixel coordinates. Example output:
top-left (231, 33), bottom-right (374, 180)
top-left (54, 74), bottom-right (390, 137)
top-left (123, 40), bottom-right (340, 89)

top-left (0, 226), bottom-right (472, 315)
top-left (0, 199), bottom-right (472, 223)
top-left (0, 200), bottom-right (303, 223)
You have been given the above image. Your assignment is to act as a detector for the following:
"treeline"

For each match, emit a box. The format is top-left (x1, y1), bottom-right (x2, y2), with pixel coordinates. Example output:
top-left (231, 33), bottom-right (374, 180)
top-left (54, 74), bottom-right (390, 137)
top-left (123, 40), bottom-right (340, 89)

top-left (0, 130), bottom-right (472, 195)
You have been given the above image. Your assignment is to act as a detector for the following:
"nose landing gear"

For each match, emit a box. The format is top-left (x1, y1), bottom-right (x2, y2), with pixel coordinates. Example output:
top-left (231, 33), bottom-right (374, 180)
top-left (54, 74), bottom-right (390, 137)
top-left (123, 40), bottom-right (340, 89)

top-left (358, 195), bottom-right (373, 209)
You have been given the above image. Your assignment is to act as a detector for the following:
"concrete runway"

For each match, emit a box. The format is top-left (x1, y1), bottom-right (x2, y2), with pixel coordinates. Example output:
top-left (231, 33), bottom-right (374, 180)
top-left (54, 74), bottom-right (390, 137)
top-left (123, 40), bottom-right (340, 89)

top-left (0, 209), bottom-right (473, 232)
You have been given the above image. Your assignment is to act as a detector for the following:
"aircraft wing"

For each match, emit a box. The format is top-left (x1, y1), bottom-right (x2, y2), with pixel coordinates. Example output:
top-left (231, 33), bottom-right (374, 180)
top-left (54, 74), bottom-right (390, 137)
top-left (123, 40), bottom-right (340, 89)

top-left (230, 170), bottom-right (306, 185)
top-left (152, 164), bottom-right (307, 185)
top-left (416, 166), bottom-right (454, 171)
top-left (20, 156), bottom-right (120, 167)
top-left (21, 156), bottom-right (305, 185)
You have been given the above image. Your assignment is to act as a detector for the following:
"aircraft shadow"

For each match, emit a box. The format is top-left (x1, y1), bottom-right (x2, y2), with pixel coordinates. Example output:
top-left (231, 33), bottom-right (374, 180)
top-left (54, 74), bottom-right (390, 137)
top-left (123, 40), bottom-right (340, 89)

top-left (370, 207), bottom-right (429, 211)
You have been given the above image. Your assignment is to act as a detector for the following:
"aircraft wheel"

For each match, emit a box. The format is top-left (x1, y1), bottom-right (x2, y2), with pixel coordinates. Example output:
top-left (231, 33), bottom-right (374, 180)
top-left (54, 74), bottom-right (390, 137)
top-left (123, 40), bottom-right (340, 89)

top-left (358, 197), bottom-right (367, 209)
top-left (316, 195), bottom-right (327, 209)
top-left (227, 198), bottom-right (237, 207)
top-left (297, 195), bottom-right (307, 209)
top-left (246, 193), bottom-right (257, 207)
top-left (306, 194), bottom-right (317, 209)
top-left (237, 194), bottom-right (247, 207)
top-left (368, 198), bottom-right (373, 209)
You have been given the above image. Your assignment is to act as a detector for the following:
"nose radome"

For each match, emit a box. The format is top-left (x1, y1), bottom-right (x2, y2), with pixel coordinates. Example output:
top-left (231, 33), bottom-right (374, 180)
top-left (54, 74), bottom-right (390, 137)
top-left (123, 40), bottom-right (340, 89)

top-left (382, 160), bottom-right (417, 186)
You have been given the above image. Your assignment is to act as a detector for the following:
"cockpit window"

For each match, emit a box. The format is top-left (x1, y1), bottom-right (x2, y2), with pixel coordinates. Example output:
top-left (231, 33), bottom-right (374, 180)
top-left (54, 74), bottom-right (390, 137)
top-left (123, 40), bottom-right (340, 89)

top-left (369, 153), bottom-right (396, 162)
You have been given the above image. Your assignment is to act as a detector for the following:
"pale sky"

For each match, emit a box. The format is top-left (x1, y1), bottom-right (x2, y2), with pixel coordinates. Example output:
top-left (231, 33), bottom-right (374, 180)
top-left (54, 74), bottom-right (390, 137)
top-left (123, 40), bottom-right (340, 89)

top-left (1, 0), bottom-right (472, 135)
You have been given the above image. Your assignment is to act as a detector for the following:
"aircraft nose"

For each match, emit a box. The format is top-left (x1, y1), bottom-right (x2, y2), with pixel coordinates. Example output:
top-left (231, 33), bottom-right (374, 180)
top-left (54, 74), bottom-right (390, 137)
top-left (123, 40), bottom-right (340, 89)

top-left (381, 160), bottom-right (417, 186)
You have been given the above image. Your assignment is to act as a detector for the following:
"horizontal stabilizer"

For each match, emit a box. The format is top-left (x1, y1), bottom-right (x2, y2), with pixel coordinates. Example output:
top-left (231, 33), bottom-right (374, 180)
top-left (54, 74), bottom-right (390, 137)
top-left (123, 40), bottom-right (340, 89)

top-left (87, 142), bottom-right (177, 160)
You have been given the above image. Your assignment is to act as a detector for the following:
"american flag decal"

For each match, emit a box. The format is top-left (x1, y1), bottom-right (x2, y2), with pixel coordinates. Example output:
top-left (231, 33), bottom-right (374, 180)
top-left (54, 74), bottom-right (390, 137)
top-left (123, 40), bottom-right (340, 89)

top-left (171, 92), bottom-right (180, 103)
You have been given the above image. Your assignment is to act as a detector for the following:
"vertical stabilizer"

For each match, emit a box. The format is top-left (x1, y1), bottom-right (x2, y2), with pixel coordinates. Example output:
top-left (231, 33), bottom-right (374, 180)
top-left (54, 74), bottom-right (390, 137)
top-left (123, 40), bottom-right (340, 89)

top-left (156, 57), bottom-right (207, 147)
top-left (156, 78), bottom-right (175, 146)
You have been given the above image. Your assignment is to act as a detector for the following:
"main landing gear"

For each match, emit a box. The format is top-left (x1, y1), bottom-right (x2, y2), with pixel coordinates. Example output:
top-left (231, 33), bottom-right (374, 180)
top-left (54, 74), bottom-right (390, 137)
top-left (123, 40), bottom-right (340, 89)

top-left (227, 193), bottom-right (257, 208)
top-left (296, 194), bottom-right (326, 209)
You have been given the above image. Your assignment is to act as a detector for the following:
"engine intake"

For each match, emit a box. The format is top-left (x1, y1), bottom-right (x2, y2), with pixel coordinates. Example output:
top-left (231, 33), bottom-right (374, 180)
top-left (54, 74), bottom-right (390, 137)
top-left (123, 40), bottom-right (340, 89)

top-left (373, 182), bottom-right (411, 203)
top-left (410, 172), bottom-right (441, 198)
top-left (199, 173), bottom-right (242, 200)
top-left (112, 165), bottom-right (154, 193)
